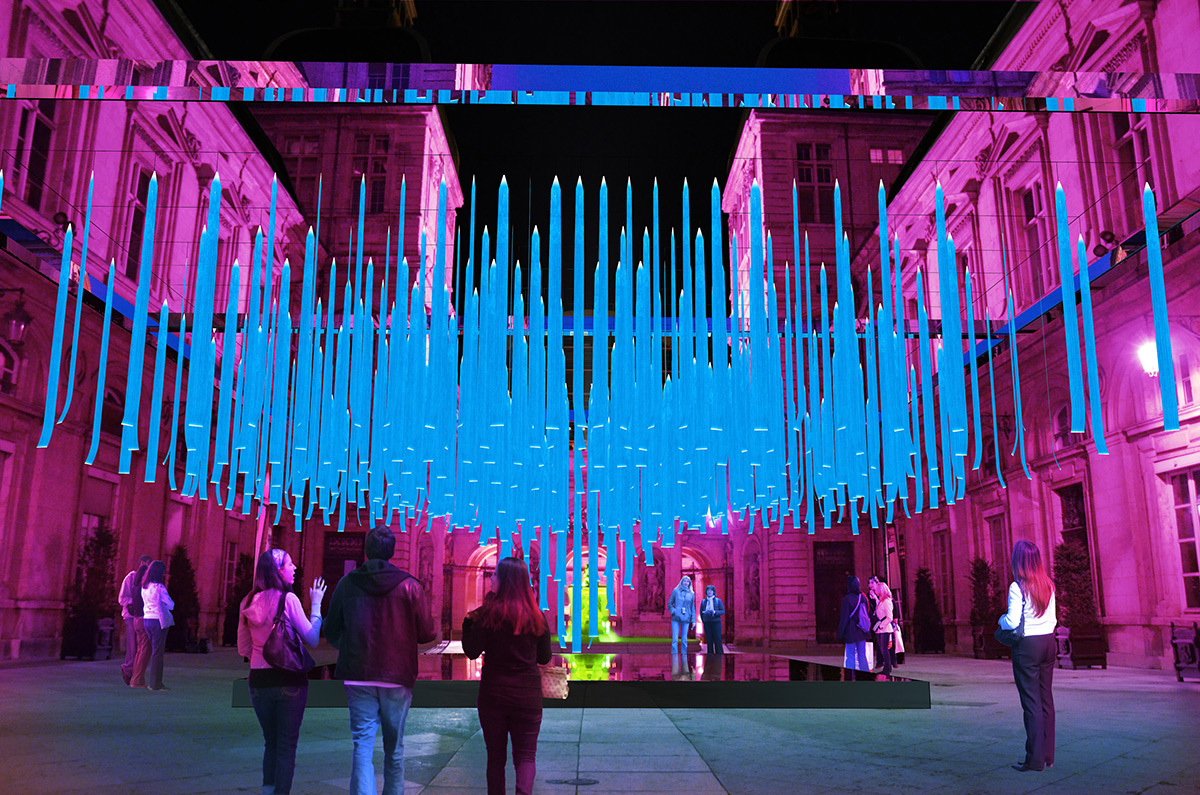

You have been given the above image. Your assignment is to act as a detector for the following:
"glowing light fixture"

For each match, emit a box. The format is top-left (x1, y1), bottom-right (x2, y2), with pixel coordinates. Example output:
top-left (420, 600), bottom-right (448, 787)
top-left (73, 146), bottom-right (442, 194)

top-left (1138, 341), bottom-right (1160, 376)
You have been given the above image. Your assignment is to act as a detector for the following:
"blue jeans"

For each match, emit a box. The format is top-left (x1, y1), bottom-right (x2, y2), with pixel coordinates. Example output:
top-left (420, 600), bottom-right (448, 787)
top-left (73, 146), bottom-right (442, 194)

top-left (249, 684), bottom-right (308, 794)
top-left (844, 641), bottom-right (870, 674)
top-left (345, 684), bottom-right (413, 795)
top-left (671, 618), bottom-right (691, 651)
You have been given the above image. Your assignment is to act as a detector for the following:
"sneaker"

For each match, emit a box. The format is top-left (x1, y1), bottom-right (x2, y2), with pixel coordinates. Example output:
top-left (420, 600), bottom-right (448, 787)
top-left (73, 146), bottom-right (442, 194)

top-left (146, 686), bottom-right (170, 692)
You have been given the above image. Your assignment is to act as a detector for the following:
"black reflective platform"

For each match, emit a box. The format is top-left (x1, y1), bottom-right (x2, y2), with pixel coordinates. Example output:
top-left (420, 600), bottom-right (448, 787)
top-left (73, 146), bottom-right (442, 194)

top-left (232, 650), bottom-right (930, 710)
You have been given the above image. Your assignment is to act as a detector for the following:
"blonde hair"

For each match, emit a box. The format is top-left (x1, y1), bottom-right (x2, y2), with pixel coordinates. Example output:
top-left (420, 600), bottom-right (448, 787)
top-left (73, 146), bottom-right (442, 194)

top-left (875, 581), bottom-right (893, 602)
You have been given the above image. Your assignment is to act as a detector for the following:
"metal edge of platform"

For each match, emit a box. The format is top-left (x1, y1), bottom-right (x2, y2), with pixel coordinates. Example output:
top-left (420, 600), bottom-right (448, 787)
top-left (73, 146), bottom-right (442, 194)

top-left (231, 678), bottom-right (931, 710)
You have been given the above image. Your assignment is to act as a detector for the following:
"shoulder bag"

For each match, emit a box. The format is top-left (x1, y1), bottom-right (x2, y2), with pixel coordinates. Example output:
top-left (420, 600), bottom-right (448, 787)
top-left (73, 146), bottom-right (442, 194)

top-left (540, 660), bottom-right (570, 700)
top-left (263, 592), bottom-right (316, 673)
top-left (994, 589), bottom-right (1026, 647)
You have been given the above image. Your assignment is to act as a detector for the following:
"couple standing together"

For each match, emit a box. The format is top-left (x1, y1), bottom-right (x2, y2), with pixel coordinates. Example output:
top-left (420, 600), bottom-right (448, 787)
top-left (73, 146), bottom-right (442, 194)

top-left (667, 575), bottom-right (726, 654)
top-left (239, 527), bottom-right (550, 795)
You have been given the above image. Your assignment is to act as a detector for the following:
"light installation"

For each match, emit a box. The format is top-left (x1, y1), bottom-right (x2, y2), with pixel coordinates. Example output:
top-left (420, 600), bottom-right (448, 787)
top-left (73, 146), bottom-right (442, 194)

top-left (23, 159), bottom-right (1177, 651)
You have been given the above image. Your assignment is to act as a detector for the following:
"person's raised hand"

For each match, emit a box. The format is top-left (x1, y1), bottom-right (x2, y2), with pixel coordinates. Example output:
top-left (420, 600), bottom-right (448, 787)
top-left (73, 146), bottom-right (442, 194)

top-left (310, 576), bottom-right (327, 604)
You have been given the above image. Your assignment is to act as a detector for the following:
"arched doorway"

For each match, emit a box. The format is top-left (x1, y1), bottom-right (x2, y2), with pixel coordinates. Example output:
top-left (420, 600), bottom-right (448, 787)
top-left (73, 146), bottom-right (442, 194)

top-left (680, 547), bottom-right (734, 644)
top-left (562, 546), bottom-right (612, 640)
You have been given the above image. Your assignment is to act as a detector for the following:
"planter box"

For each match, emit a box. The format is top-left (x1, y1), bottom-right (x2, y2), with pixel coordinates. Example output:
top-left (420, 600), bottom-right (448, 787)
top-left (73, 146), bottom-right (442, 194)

top-left (60, 615), bottom-right (114, 661)
top-left (1054, 626), bottom-right (1106, 670)
top-left (1170, 622), bottom-right (1200, 682)
top-left (972, 627), bottom-right (1012, 659)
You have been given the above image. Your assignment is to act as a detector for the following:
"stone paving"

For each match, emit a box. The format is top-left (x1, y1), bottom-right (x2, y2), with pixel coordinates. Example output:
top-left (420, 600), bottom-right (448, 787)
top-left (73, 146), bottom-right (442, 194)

top-left (1, 645), bottom-right (1198, 794)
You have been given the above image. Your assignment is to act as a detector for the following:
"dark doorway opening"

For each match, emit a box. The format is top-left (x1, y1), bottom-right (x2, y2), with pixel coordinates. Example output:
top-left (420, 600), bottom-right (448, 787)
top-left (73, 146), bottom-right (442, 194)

top-left (814, 541), bottom-right (855, 643)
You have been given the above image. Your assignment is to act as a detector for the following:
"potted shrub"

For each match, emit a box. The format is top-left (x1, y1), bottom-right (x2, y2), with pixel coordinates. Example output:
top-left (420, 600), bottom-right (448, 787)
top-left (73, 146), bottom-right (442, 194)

top-left (61, 524), bottom-right (118, 660)
top-left (913, 567), bottom-right (946, 653)
top-left (166, 544), bottom-right (202, 653)
top-left (969, 557), bottom-right (1010, 659)
top-left (1052, 541), bottom-right (1106, 669)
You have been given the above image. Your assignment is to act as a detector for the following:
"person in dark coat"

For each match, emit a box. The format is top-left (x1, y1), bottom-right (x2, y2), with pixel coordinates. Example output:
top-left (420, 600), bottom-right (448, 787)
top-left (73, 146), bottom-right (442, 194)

top-left (699, 585), bottom-right (726, 655)
top-left (463, 557), bottom-right (553, 795)
top-left (836, 575), bottom-right (872, 674)
top-left (325, 527), bottom-right (436, 795)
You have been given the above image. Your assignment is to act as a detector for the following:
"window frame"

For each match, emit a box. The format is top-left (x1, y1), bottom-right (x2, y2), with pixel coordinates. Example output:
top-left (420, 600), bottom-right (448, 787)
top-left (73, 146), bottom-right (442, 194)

top-left (1168, 469), bottom-right (1200, 611)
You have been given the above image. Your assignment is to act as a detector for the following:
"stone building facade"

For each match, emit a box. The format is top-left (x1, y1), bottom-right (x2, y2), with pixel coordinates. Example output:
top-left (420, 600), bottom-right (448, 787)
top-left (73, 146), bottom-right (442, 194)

top-left (842, 0), bottom-right (1200, 669)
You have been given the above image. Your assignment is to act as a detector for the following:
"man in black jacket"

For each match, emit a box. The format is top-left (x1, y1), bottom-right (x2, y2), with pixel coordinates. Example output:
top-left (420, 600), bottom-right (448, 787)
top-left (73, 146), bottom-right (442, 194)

top-left (325, 527), bottom-right (436, 795)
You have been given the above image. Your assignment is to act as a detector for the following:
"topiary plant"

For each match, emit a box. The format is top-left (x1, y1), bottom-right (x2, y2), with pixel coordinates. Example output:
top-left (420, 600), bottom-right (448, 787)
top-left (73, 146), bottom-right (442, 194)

top-left (222, 553), bottom-right (254, 647)
top-left (62, 523), bottom-right (118, 658)
top-left (913, 567), bottom-right (946, 653)
top-left (968, 557), bottom-right (996, 628)
top-left (166, 544), bottom-right (201, 652)
top-left (1053, 541), bottom-right (1100, 631)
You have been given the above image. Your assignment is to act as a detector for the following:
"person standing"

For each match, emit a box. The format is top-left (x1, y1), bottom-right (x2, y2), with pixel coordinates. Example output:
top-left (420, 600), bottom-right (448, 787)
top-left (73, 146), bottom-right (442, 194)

top-left (325, 527), bottom-right (436, 795)
top-left (667, 576), bottom-right (696, 653)
top-left (462, 557), bottom-right (552, 795)
top-left (119, 555), bottom-right (152, 685)
top-left (140, 560), bottom-right (174, 692)
top-left (239, 548), bottom-right (326, 795)
top-left (1002, 540), bottom-right (1057, 773)
top-left (871, 579), bottom-right (897, 676)
top-left (837, 576), bottom-right (872, 675)
top-left (699, 585), bottom-right (725, 655)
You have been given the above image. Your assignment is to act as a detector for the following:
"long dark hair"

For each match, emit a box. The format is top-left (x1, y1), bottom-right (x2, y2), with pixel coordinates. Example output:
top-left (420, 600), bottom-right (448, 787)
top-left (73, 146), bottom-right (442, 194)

top-left (130, 562), bottom-right (150, 616)
top-left (241, 549), bottom-right (288, 611)
top-left (1012, 540), bottom-right (1054, 617)
top-left (469, 557), bottom-right (548, 636)
top-left (142, 560), bottom-right (166, 587)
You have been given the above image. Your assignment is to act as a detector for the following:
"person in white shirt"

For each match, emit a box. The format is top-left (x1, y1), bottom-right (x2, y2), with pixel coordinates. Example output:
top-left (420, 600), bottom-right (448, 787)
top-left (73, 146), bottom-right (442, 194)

top-left (140, 560), bottom-right (174, 692)
top-left (870, 579), bottom-right (897, 676)
top-left (999, 540), bottom-right (1058, 772)
top-left (118, 554), bottom-right (151, 685)
top-left (239, 548), bottom-right (326, 795)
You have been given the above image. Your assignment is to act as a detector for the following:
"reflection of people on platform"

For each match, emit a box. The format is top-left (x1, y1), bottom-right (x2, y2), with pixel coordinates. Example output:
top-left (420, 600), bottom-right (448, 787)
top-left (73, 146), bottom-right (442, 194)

top-left (667, 576), bottom-right (696, 652)
top-left (699, 585), bottom-right (725, 655)
top-left (670, 650), bottom-right (692, 680)
top-left (836, 575), bottom-right (872, 677)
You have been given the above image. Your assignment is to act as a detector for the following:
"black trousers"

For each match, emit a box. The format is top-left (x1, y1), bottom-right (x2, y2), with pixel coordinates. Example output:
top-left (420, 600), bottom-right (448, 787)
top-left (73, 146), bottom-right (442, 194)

top-left (702, 620), bottom-right (723, 654)
top-left (1012, 633), bottom-right (1056, 769)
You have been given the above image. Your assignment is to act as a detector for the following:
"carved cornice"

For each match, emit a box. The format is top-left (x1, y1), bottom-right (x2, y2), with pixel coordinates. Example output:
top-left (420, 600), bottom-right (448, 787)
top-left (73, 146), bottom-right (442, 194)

top-left (1102, 33), bottom-right (1145, 74)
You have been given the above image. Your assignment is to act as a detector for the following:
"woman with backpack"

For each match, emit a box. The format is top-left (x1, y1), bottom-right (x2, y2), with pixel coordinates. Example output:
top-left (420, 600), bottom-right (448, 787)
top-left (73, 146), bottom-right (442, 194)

top-left (1002, 540), bottom-right (1058, 772)
top-left (238, 548), bottom-right (326, 795)
top-left (140, 560), bottom-right (174, 691)
top-left (836, 575), bottom-right (872, 674)
top-left (462, 556), bottom-right (553, 795)
top-left (127, 559), bottom-right (152, 689)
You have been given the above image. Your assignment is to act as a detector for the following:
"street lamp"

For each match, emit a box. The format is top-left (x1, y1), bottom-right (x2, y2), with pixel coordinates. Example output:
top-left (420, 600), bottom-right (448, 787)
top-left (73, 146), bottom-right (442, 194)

top-left (0, 289), bottom-right (32, 347)
top-left (1138, 341), bottom-right (1159, 377)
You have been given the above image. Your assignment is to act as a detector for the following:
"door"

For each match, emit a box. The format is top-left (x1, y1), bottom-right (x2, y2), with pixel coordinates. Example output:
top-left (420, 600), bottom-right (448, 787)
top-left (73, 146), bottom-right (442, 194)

top-left (813, 541), bottom-right (855, 643)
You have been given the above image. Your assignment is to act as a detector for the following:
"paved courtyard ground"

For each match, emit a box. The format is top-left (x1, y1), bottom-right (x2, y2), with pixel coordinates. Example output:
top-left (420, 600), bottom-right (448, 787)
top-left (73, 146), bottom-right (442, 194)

top-left (1, 645), bottom-right (1197, 794)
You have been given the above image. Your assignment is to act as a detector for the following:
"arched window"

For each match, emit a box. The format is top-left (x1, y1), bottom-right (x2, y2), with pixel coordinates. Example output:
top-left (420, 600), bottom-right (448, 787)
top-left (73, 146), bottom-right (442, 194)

top-left (0, 341), bottom-right (19, 395)
top-left (100, 388), bottom-right (124, 436)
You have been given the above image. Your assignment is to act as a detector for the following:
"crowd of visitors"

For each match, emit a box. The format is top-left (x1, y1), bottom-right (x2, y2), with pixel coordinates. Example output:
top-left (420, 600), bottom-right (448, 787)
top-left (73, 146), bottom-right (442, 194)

top-left (112, 534), bottom-right (1057, 790)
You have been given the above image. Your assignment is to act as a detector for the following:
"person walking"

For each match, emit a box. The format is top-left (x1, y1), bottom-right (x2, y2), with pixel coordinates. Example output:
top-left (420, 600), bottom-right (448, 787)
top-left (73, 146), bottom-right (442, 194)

top-left (668, 575), bottom-right (696, 653)
top-left (462, 557), bottom-right (553, 795)
top-left (871, 579), bottom-right (897, 676)
top-left (325, 527), bottom-right (436, 795)
top-left (1002, 540), bottom-right (1057, 773)
top-left (699, 585), bottom-right (725, 655)
top-left (836, 575), bottom-right (872, 675)
top-left (140, 560), bottom-right (174, 692)
top-left (239, 548), bottom-right (326, 795)
top-left (119, 555), bottom-right (152, 686)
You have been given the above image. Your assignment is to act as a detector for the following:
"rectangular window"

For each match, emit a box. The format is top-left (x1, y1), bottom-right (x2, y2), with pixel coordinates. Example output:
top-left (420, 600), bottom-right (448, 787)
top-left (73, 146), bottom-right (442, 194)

top-left (221, 540), bottom-right (237, 609)
top-left (13, 99), bottom-right (56, 211)
top-left (869, 148), bottom-right (884, 164)
top-left (281, 135), bottom-right (321, 213)
top-left (1169, 470), bottom-right (1200, 609)
top-left (125, 168), bottom-right (153, 280)
top-left (987, 514), bottom-right (1009, 571)
top-left (351, 134), bottom-right (389, 216)
top-left (367, 63), bottom-right (386, 91)
top-left (796, 142), bottom-right (834, 225)
top-left (1178, 356), bottom-right (1194, 407)
top-left (933, 529), bottom-right (954, 617)
top-left (1113, 112), bottom-right (1153, 235)
top-left (1013, 183), bottom-right (1056, 306)
top-left (887, 148), bottom-right (904, 165)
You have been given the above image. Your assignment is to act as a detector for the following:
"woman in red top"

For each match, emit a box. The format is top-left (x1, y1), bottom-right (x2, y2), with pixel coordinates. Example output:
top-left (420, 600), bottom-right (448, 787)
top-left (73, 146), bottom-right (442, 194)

top-left (462, 557), bottom-right (553, 795)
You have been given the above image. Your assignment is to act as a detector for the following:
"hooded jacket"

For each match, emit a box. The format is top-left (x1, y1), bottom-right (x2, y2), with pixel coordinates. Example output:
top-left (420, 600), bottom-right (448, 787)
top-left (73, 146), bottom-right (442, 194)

top-left (324, 559), bottom-right (436, 688)
top-left (837, 575), bottom-right (872, 644)
top-left (238, 589), bottom-right (321, 670)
